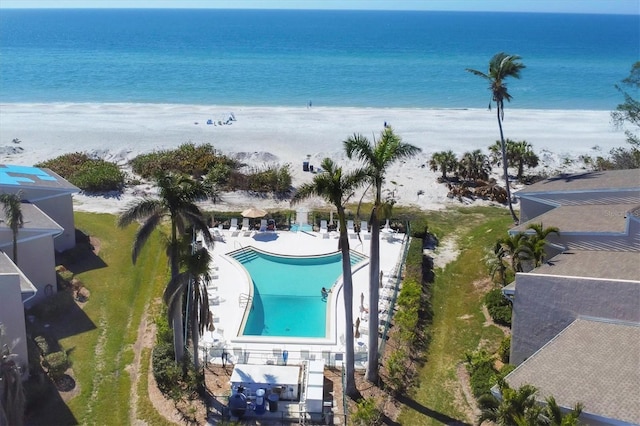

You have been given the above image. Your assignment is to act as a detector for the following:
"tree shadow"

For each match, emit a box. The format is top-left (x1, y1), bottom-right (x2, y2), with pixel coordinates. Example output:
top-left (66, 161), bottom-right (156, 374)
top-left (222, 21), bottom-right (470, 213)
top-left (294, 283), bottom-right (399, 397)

top-left (395, 393), bottom-right (472, 426)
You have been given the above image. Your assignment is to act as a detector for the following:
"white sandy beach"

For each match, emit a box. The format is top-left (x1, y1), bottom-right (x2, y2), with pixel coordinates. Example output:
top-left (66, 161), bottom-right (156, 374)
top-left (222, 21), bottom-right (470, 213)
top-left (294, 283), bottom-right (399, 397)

top-left (0, 103), bottom-right (628, 214)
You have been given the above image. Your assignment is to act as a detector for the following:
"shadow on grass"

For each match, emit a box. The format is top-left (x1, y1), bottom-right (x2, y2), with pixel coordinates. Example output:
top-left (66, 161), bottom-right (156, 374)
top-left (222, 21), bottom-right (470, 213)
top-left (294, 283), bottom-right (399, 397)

top-left (395, 393), bottom-right (472, 426)
top-left (24, 372), bottom-right (78, 425)
top-left (55, 229), bottom-right (108, 275)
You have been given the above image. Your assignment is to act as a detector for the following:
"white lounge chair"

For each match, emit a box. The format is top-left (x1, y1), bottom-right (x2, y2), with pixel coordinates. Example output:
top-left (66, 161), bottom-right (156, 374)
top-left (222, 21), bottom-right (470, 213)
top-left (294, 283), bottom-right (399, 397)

top-left (229, 218), bottom-right (239, 237)
top-left (240, 218), bottom-right (252, 236)
top-left (347, 220), bottom-right (357, 239)
top-left (361, 220), bottom-right (371, 240)
top-left (258, 219), bottom-right (267, 232)
top-left (319, 220), bottom-right (329, 238)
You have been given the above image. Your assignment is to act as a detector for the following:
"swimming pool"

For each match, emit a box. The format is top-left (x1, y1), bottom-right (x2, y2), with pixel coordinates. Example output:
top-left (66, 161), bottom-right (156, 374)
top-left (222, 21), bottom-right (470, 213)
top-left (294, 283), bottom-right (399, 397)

top-left (230, 247), bottom-right (367, 338)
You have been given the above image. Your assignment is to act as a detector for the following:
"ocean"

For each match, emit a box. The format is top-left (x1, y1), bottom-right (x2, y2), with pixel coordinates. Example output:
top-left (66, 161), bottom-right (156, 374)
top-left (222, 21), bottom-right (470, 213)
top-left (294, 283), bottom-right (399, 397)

top-left (0, 9), bottom-right (637, 110)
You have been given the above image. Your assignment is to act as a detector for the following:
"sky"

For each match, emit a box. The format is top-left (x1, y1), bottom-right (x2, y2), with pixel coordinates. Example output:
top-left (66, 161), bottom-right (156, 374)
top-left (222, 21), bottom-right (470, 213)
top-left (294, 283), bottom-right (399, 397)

top-left (0, 0), bottom-right (638, 15)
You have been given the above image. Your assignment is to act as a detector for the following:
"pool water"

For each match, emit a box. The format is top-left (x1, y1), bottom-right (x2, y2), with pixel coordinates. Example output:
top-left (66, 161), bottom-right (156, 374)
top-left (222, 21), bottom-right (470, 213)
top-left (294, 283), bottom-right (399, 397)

top-left (231, 248), bottom-right (366, 337)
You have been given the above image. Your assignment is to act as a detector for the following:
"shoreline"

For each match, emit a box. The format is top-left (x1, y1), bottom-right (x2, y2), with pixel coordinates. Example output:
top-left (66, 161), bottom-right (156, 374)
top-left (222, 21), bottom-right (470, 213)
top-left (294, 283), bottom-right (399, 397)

top-left (0, 102), bottom-right (628, 214)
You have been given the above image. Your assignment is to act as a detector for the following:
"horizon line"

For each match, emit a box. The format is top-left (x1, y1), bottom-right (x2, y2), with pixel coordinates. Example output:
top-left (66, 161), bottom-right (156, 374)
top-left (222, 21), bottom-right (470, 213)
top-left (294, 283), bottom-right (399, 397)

top-left (0, 7), bottom-right (637, 16)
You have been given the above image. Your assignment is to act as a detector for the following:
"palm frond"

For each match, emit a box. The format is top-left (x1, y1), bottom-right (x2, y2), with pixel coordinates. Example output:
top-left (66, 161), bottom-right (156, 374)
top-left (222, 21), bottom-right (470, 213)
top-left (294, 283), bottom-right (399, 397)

top-left (117, 198), bottom-right (164, 228)
top-left (131, 212), bottom-right (163, 264)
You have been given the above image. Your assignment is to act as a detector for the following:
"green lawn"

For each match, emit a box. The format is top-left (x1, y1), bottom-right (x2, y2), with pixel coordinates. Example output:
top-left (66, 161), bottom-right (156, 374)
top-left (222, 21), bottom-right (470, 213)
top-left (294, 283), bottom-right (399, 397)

top-left (59, 212), bottom-right (169, 425)
top-left (397, 207), bottom-right (512, 425)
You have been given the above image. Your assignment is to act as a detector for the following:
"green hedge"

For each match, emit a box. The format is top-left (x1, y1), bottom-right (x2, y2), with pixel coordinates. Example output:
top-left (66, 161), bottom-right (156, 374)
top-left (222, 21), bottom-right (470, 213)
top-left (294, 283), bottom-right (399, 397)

top-left (484, 288), bottom-right (512, 326)
top-left (43, 351), bottom-right (71, 381)
top-left (36, 153), bottom-right (125, 192)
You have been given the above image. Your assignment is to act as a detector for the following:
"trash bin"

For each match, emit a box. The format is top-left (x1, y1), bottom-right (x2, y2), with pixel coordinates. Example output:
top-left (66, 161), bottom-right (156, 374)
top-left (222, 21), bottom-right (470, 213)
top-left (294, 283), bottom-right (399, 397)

top-left (268, 393), bottom-right (279, 412)
top-left (255, 388), bottom-right (266, 415)
top-left (309, 165), bottom-right (314, 172)
top-left (303, 161), bottom-right (309, 171)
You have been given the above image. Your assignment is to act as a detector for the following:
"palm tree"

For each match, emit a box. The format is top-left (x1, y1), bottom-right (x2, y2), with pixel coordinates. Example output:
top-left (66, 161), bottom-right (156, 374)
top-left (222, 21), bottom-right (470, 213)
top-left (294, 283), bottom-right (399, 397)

top-left (524, 223), bottom-right (559, 268)
top-left (477, 383), bottom-right (540, 425)
top-left (467, 52), bottom-right (526, 223)
top-left (487, 241), bottom-right (509, 287)
top-left (500, 233), bottom-right (531, 273)
top-left (490, 140), bottom-right (539, 182)
top-left (291, 157), bottom-right (367, 398)
top-left (1, 325), bottom-right (25, 426)
top-left (429, 150), bottom-right (458, 181)
top-left (0, 192), bottom-right (24, 264)
top-left (459, 149), bottom-right (491, 181)
top-left (118, 172), bottom-right (213, 362)
top-left (164, 244), bottom-right (213, 372)
top-left (542, 395), bottom-right (583, 426)
top-left (344, 127), bottom-right (421, 383)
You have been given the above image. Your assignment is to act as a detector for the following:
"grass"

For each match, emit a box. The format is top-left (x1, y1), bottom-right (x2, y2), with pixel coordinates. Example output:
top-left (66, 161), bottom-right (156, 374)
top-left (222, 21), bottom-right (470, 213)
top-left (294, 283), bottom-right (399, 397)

top-left (58, 212), bottom-right (169, 425)
top-left (397, 206), bottom-right (513, 425)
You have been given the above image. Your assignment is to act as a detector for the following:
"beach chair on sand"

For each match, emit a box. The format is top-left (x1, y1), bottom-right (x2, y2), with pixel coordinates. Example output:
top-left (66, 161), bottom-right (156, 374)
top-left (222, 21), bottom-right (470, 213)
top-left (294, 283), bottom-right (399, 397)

top-left (347, 220), bottom-right (357, 239)
top-left (361, 220), bottom-right (371, 240)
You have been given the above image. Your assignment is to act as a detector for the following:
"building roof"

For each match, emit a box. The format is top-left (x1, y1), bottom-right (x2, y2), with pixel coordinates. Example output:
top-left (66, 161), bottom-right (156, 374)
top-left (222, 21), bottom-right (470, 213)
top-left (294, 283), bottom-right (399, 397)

top-left (516, 169), bottom-right (640, 195)
top-left (0, 164), bottom-right (78, 193)
top-left (0, 203), bottom-right (63, 235)
top-left (0, 252), bottom-right (37, 300)
top-left (511, 203), bottom-right (636, 234)
top-left (505, 318), bottom-right (640, 424)
top-left (534, 250), bottom-right (640, 281)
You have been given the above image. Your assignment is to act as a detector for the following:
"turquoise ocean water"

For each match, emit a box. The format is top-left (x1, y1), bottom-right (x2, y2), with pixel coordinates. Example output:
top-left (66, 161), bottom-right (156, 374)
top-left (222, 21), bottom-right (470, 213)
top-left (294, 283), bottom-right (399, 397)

top-left (0, 9), bottom-right (638, 110)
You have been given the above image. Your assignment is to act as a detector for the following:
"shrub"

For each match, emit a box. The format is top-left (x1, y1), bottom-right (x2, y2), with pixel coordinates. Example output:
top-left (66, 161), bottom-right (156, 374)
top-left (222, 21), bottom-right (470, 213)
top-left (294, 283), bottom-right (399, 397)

top-left (130, 143), bottom-right (237, 179)
top-left (34, 335), bottom-right (50, 356)
top-left (385, 348), bottom-right (408, 395)
top-left (484, 288), bottom-right (512, 326)
top-left (43, 351), bottom-right (70, 381)
top-left (498, 336), bottom-right (511, 364)
top-left (245, 164), bottom-right (292, 194)
top-left (36, 153), bottom-right (125, 192)
top-left (351, 397), bottom-right (382, 426)
top-left (465, 350), bottom-right (498, 398)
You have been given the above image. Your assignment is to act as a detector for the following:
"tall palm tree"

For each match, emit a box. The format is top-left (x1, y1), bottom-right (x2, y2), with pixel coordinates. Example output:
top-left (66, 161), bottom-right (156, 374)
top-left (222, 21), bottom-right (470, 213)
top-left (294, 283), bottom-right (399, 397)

top-left (429, 150), bottom-right (458, 181)
top-left (0, 192), bottom-right (24, 264)
top-left (344, 127), bottom-right (421, 383)
top-left (291, 157), bottom-right (367, 398)
top-left (164, 244), bottom-right (213, 372)
top-left (467, 52), bottom-right (525, 223)
top-left (118, 172), bottom-right (213, 362)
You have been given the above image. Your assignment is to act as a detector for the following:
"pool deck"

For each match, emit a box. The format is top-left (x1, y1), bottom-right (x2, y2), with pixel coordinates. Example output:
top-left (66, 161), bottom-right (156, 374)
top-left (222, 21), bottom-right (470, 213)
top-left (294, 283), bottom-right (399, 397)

top-left (198, 227), bottom-right (407, 370)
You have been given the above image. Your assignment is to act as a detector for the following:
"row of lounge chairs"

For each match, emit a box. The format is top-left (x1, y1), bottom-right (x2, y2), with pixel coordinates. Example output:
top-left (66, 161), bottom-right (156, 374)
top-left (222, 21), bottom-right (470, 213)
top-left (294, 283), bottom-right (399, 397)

top-left (212, 218), bottom-right (274, 239)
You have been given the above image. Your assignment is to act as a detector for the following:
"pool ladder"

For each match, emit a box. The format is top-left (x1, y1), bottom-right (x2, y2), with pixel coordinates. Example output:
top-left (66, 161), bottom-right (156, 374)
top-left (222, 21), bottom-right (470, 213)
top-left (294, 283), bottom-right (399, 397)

top-left (239, 293), bottom-right (252, 308)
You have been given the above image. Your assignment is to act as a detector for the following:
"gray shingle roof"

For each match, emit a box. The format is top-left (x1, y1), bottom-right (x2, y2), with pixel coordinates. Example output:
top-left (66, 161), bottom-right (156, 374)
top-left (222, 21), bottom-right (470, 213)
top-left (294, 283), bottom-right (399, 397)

top-left (516, 169), bottom-right (640, 195)
top-left (505, 318), bottom-right (640, 424)
top-left (533, 250), bottom-right (640, 281)
top-left (511, 203), bottom-right (637, 234)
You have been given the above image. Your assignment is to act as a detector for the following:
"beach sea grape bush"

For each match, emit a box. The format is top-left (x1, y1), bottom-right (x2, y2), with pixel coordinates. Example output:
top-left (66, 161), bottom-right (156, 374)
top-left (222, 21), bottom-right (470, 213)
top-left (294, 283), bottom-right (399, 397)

top-left (35, 153), bottom-right (125, 192)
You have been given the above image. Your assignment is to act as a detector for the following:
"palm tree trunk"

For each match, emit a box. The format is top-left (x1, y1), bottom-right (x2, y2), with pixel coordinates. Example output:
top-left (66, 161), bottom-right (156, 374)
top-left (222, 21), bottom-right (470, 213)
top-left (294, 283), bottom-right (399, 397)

top-left (338, 210), bottom-right (357, 398)
top-left (170, 220), bottom-right (185, 363)
top-left (366, 211), bottom-right (380, 383)
top-left (497, 108), bottom-right (519, 224)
